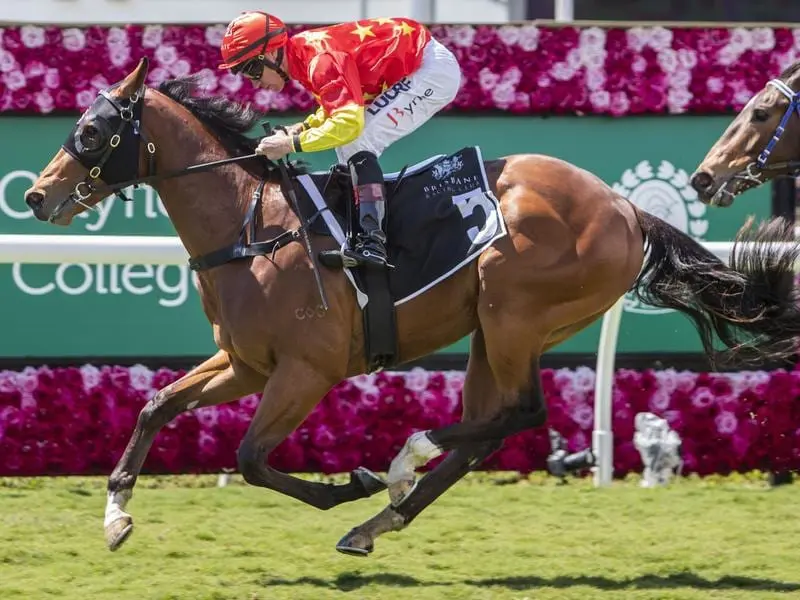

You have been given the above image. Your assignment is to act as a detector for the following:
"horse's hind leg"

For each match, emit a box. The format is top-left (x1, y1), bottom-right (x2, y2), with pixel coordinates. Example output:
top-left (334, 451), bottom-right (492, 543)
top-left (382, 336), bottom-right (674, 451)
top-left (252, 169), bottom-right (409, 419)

top-left (105, 350), bottom-right (264, 551)
top-left (335, 329), bottom-right (507, 556)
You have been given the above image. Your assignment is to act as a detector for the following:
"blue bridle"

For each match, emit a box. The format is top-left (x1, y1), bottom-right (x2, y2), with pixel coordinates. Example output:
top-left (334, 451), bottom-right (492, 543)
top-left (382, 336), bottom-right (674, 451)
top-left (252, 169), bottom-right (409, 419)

top-left (756, 78), bottom-right (800, 171)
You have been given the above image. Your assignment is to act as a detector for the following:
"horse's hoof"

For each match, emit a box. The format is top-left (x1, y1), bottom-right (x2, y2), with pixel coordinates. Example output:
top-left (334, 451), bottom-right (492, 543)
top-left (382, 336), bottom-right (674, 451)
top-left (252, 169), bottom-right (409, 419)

top-left (388, 477), bottom-right (417, 506)
top-left (351, 467), bottom-right (387, 497)
top-left (105, 515), bottom-right (134, 552)
top-left (335, 528), bottom-right (374, 557)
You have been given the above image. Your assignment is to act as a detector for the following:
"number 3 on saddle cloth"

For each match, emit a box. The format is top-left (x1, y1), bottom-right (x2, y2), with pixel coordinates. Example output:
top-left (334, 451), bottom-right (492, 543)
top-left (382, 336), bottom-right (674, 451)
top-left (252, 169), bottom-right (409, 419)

top-left (292, 146), bottom-right (509, 373)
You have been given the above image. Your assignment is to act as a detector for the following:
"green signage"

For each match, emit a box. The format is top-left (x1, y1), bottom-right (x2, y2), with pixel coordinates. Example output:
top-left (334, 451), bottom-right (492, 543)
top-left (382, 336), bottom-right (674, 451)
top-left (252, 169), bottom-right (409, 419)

top-left (0, 114), bottom-right (769, 358)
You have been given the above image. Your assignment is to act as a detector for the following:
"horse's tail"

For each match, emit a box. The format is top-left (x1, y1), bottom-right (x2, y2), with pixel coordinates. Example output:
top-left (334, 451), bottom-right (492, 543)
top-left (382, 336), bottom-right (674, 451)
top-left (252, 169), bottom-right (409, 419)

top-left (632, 209), bottom-right (800, 368)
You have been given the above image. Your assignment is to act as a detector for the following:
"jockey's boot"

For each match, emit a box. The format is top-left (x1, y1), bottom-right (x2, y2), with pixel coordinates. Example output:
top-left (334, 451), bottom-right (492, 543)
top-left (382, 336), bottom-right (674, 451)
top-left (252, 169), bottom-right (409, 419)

top-left (342, 151), bottom-right (393, 269)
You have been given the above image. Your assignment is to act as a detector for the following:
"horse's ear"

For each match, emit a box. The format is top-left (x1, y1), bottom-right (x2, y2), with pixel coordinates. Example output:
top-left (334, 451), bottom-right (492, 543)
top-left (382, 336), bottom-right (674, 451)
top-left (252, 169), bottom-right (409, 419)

top-left (119, 57), bottom-right (149, 96)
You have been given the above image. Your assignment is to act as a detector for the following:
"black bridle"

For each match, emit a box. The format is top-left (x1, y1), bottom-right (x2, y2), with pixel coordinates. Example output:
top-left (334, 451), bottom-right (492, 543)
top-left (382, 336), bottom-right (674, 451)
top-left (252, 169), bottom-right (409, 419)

top-left (56, 83), bottom-right (329, 309)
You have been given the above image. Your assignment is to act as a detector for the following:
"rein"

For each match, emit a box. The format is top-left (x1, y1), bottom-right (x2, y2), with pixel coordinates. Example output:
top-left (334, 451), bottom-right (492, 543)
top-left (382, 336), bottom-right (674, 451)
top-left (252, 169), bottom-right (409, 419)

top-left (61, 84), bottom-right (328, 310)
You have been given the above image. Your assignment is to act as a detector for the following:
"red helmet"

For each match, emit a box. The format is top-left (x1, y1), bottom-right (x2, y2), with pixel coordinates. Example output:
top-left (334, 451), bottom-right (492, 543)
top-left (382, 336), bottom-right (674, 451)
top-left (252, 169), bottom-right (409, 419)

top-left (218, 11), bottom-right (288, 71)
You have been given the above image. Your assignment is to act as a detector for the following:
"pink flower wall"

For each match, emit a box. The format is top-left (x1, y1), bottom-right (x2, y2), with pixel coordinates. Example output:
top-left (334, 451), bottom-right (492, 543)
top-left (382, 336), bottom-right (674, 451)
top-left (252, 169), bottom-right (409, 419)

top-left (1, 365), bottom-right (798, 477)
top-left (1, 23), bottom-right (796, 116)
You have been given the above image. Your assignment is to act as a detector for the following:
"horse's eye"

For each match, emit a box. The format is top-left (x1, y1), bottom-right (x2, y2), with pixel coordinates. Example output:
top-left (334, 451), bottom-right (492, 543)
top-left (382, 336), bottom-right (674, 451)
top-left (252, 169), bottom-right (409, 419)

top-left (80, 123), bottom-right (104, 151)
top-left (752, 108), bottom-right (770, 123)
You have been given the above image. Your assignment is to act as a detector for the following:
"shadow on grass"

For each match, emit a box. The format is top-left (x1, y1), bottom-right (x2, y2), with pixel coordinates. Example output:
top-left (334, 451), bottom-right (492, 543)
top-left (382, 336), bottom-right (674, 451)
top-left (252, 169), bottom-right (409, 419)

top-left (258, 571), bottom-right (800, 593)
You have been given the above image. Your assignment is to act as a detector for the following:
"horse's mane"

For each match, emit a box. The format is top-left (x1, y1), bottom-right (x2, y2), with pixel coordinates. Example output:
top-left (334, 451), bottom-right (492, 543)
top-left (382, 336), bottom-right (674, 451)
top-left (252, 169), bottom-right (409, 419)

top-left (778, 60), bottom-right (800, 82)
top-left (155, 75), bottom-right (310, 181)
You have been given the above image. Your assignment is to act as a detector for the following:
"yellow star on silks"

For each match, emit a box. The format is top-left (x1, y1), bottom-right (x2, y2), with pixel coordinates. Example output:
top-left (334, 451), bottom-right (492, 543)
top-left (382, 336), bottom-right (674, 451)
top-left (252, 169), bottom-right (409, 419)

top-left (351, 23), bottom-right (376, 42)
top-left (394, 21), bottom-right (415, 37)
top-left (371, 17), bottom-right (395, 26)
top-left (296, 30), bottom-right (331, 51)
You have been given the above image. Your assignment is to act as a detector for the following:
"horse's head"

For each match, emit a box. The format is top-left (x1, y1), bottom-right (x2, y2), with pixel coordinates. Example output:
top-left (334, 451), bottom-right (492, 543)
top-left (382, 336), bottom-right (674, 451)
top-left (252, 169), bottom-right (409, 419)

top-left (691, 62), bottom-right (800, 206)
top-left (24, 57), bottom-right (154, 225)
top-left (690, 62), bottom-right (800, 207)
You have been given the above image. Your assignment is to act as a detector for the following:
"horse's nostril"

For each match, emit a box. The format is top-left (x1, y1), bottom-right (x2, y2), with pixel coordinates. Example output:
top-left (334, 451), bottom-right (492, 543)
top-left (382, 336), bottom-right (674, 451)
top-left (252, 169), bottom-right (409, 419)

top-left (690, 171), bottom-right (714, 193)
top-left (25, 191), bottom-right (44, 209)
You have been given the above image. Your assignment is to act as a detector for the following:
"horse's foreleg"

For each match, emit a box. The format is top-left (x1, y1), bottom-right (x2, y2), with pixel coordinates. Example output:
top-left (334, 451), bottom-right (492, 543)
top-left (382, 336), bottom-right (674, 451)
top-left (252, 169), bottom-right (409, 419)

top-left (105, 350), bottom-right (263, 551)
top-left (235, 357), bottom-right (386, 511)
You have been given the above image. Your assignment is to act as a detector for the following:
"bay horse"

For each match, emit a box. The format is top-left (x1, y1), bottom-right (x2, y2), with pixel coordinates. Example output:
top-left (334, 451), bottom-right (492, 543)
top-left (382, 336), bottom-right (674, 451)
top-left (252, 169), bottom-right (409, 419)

top-left (25, 58), bottom-right (800, 557)
top-left (691, 60), bottom-right (800, 207)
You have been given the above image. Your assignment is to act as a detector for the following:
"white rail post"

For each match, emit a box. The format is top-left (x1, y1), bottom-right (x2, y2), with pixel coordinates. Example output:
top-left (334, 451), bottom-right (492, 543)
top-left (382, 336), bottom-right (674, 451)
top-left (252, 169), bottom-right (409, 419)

top-left (592, 297), bottom-right (624, 487)
top-left (554, 0), bottom-right (574, 22)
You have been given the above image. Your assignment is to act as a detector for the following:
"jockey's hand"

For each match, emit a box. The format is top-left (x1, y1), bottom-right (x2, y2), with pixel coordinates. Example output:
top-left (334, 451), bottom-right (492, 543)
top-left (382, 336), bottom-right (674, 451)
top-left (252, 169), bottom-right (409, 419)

top-left (285, 122), bottom-right (306, 136)
top-left (255, 133), bottom-right (294, 160)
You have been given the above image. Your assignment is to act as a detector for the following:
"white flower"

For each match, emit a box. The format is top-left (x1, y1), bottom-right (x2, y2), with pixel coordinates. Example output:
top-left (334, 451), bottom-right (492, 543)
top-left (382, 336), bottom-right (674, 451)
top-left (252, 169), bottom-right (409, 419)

top-left (537, 74), bottom-right (551, 87)
top-left (648, 26), bottom-right (673, 51)
top-left (109, 45), bottom-right (131, 68)
top-left (657, 49), bottom-right (678, 73)
top-left (62, 28), bottom-right (86, 52)
top-left (219, 72), bottom-right (243, 93)
top-left (590, 89), bottom-right (610, 110)
top-left (517, 24), bottom-right (539, 52)
top-left (566, 48), bottom-right (582, 69)
top-left (610, 91), bottom-right (630, 115)
top-left (677, 48), bottom-right (698, 70)
top-left (106, 27), bottom-right (129, 48)
top-left (20, 25), bottom-right (46, 48)
top-left (35, 90), bottom-right (54, 113)
top-left (44, 68), bottom-right (60, 89)
top-left (751, 27), bottom-right (775, 52)
top-left (478, 67), bottom-right (500, 91)
top-left (76, 90), bottom-right (96, 109)
top-left (404, 367), bottom-right (430, 393)
top-left (580, 27), bottom-right (606, 49)
top-left (24, 61), bottom-right (45, 78)
top-left (580, 47), bottom-right (606, 70)
top-left (147, 66), bottom-right (170, 85)
top-left (90, 74), bottom-right (109, 90)
top-left (496, 25), bottom-right (520, 47)
top-left (128, 364), bottom-right (154, 392)
top-left (446, 25), bottom-right (476, 48)
top-left (733, 88), bottom-right (754, 107)
top-left (626, 27), bottom-right (650, 53)
top-left (717, 45), bottom-right (741, 67)
top-left (728, 28), bottom-right (753, 53)
top-left (793, 28), bottom-right (800, 50)
top-left (141, 25), bottom-right (163, 49)
top-left (205, 25), bottom-right (226, 47)
top-left (501, 65), bottom-right (522, 86)
top-left (631, 55), bottom-right (648, 74)
top-left (80, 364), bottom-right (101, 390)
top-left (155, 45), bottom-right (178, 66)
top-left (668, 88), bottom-right (692, 112)
top-left (169, 59), bottom-right (192, 78)
top-left (194, 68), bottom-right (218, 91)
top-left (585, 68), bottom-right (606, 91)
top-left (2, 70), bottom-right (26, 92)
top-left (550, 62), bottom-right (576, 82)
top-left (669, 69), bottom-right (691, 89)
top-left (491, 82), bottom-right (516, 108)
top-left (0, 50), bottom-right (14, 74)
top-left (715, 411), bottom-right (738, 435)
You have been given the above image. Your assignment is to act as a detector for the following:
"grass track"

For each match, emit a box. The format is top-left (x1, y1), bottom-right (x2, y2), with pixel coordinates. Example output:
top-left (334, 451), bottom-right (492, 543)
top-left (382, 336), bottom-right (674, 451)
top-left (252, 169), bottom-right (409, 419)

top-left (1, 472), bottom-right (799, 600)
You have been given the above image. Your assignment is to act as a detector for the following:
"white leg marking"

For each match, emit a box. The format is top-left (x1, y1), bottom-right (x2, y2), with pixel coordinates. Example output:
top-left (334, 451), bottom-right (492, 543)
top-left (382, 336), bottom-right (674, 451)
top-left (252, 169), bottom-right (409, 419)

top-left (104, 489), bottom-right (133, 528)
top-left (387, 430), bottom-right (443, 486)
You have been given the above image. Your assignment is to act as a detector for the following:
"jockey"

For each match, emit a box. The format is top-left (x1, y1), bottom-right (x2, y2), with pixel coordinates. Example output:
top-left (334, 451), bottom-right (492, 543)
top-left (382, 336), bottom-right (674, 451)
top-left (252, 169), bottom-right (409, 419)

top-left (218, 12), bottom-right (462, 269)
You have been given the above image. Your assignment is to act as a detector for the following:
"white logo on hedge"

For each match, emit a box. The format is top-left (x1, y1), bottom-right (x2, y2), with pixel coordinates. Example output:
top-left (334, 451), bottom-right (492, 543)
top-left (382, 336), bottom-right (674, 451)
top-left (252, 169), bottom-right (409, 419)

top-left (612, 160), bottom-right (708, 315)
